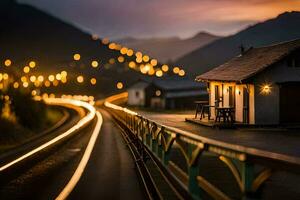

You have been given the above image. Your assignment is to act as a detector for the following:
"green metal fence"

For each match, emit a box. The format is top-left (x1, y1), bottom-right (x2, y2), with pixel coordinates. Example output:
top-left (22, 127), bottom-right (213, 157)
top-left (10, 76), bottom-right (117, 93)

top-left (104, 101), bottom-right (300, 200)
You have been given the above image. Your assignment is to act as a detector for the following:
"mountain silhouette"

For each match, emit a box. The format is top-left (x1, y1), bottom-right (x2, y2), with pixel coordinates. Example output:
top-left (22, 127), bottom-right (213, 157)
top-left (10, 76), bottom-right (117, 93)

top-left (176, 11), bottom-right (300, 77)
top-left (117, 32), bottom-right (220, 63)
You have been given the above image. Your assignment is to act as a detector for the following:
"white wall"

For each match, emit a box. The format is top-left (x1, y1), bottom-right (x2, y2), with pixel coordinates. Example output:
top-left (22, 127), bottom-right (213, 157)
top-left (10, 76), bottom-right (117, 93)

top-left (235, 84), bottom-right (243, 123)
top-left (127, 89), bottom-right (145, 106)
top-left (209, 82), bottom-right (255, 124)
top-left (249, 85), bottom-right (255, 124)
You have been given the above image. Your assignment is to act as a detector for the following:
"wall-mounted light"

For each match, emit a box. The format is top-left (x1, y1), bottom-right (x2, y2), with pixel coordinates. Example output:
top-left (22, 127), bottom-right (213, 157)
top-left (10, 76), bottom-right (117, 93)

top-left (155, 90), bottom-right (161, 97)
top-left (261, 84), bottom-right (271, 95)
top-left (236, 89), bottom-right (241, 95)
top-left (223, 87), bottom-right (228, 94)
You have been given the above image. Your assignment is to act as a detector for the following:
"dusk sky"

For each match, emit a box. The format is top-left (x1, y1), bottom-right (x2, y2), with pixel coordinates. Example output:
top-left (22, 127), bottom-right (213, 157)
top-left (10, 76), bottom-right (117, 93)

top-left (19, 0), bottom-right (300, 39)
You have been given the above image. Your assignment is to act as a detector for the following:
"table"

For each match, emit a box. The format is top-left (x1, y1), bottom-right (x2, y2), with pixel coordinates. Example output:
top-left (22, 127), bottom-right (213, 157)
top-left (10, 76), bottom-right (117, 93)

top-left (215, 107), bottom-right (235, 123)
top-left (200, 105), bottom-right (215, 120)
top-left (194, 101), bottom-right (209, 119)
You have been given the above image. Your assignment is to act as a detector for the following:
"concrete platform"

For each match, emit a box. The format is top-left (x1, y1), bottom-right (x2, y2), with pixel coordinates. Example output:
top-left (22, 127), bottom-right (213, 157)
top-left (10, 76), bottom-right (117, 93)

top-left (185, 117), bottom-right (235, 128)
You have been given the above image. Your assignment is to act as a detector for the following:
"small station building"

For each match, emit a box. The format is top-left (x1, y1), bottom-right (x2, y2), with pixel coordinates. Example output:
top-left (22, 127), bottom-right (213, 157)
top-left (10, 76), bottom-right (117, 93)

top-left (196, 39), bottom-right (300, 125)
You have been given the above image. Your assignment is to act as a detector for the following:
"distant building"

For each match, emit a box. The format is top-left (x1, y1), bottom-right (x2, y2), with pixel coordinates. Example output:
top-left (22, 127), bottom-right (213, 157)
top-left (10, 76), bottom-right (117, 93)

top-left (127, 80), bottom-right (150, 107)
top-left (145, 79), bottom-right (207, 109)
top-left (196, 39), bottom-right (300, 125)
top-left (127, 79), bottom-right (208, 109)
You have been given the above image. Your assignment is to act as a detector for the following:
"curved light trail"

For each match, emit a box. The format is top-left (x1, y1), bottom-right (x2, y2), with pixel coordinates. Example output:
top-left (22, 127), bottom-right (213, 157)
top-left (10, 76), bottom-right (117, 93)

top-left (0, 98), bottom-right (98, 172)
top-left (56, 111), bottom-right (103, 200)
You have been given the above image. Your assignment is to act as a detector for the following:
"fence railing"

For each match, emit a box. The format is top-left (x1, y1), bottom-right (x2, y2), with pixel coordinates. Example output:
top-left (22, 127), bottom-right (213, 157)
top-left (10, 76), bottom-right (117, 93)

top-left (104, 100), bottom-right (300, 200)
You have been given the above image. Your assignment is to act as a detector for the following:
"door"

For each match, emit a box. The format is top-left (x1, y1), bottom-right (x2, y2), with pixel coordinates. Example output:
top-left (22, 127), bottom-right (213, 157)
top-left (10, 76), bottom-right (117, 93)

top-left (228, 86), bottom-right (235, 107)
top-left (215, 85), bottom-right (220, 107)
top-left (280, 82), bottom-right (300, 123)
top-left (243, 88), bottom-right (249, 123)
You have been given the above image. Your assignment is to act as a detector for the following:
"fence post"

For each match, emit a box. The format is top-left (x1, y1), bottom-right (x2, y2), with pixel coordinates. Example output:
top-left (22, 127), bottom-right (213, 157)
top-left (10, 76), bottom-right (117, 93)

top-left (150, 125), bottom-right (158, 155)
top-left (162, 149), bottom-right (170, 166)
top-left (188, 144), bottom-right (201, 200)
top-left (241, 162), bottom-right (255, 199)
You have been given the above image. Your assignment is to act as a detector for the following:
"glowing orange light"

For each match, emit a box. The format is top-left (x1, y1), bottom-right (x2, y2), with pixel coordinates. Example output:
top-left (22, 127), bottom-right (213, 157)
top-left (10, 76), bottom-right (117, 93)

top-left (4, 95), bottom-right (9, 101)
top-left (61, 77), bottom-right (67, 83)
top-left (3, 73), bottom-right (8, 80)
top-left (23, 66), bottom-right (30, 73)
top-left (173, 67), bottom-right (180, 74)
top-left (21, 76), bottom-right (27, 82)
top-left (127, 49), bottom-right (134, 56)
top-left (135, 52), bottom-right (142, 58)
top-left (38, 75), bottom-right (44, 82)
top-left (148, 68), bottom-right (155, 76)
top-left (13, 82), bottom-right (19, 89)
top-left (140, 64), bottom-right (147, 74)
top-left (156, 70), bottom-right (163, 77)
top-left (155, 90), bottom-right (161, 96)
top-left (34, 81), bottom-right (41, 87)
top-left (178, 69), bottom-right (185, 76)
top-left (136, 57), bottom-right (143, 63)
top-left (116, 82), bottom-right (123, 89)
top-left (53, 80), bottom-right (59, 86)
top-left (56, 74), bottom-right (62, 80)
top-left (30, 76), bottom-right (36, 82)
top-left (142, 55), bottom-right (150, 62)
top-left (108, 43), bottom-right (116, 50)
top-left (91, 60), bottom-right (99, 68)
top-left (23, 82), bottom-right (29, 88)
top-left (44, 80), bottom-right (51, 87)
top-left (120, 47), bottom-right (128, 55)
top-left (90, 78), bottom-right (97, 85)
top-left (31, 90), bottom-right (37, 96)
top-left (117, 56), bottom-right (125, 63)
top-left (162, 64), bottom-right (169, 72)
top-left (61, 71), bottom-right (67, 77)
top-left (48, 75), bottom-right (55, 82)
top-left (128, 61), bottom-right (136, 68)
top-left (29, 61), bottom-right (36, 68)
top-left (4, 59), bottom-right (12, 67)
top-left (73, 53), bottom-right (81, 61)
top-left (77, 75), bottom-right (84, 83)
top-left (261, 84), bottom-right (271, 95)
top-left (150, 59), bottom-right (158, 66)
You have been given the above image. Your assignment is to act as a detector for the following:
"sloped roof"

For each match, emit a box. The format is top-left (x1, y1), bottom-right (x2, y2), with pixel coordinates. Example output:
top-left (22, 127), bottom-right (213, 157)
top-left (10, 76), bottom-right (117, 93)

top-left (153, 79), bottom-right (206, 91)
top-left (128, 81), bottom-right (150, 90)
top-left (196, 39), bottom-right (300, 82)
top-left (165, 90), bottom-right (207, 98)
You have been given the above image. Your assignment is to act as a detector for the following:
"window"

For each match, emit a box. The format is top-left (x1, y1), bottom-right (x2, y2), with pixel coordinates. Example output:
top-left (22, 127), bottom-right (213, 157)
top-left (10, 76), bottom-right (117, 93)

top-left (295, 57), bottom-right (300, 68)
top-left (287, 58), bottom-right (295, 67)
top-left (135, 91), bottom-right (140, 98)
top-left (287, 57), bottom-right (300, 68)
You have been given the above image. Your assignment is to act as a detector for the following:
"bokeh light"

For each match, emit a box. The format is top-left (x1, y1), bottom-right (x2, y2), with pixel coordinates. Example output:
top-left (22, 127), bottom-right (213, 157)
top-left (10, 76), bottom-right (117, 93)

top-left (116, 82), bottom-right (123, 89)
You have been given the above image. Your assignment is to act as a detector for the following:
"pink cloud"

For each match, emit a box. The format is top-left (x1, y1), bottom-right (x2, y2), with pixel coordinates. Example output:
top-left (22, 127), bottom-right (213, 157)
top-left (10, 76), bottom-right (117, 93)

top-left (19, 0), bottom-right (300, 38)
